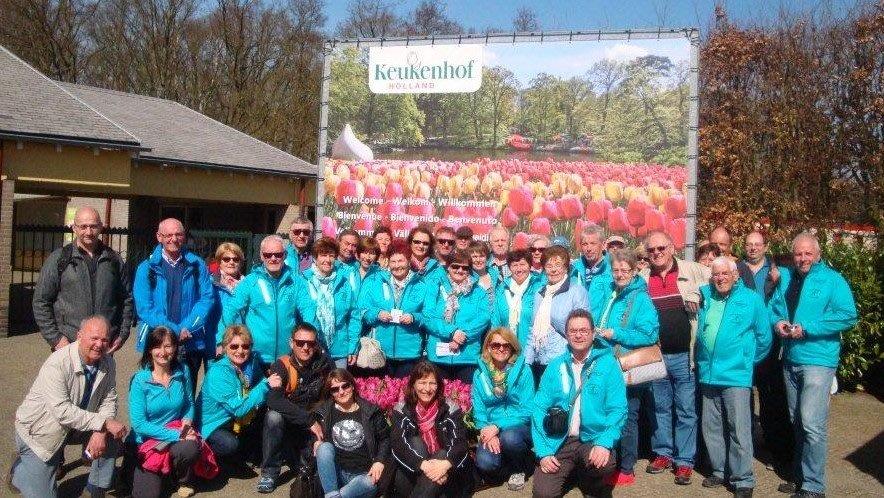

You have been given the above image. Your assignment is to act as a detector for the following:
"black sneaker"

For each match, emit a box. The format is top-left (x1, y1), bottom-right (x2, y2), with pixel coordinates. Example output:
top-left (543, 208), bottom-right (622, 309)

top-left (702, 476), bottom-right (725, 488)
top-left (734, 488), bottom-right (753, 497)
top-left (790, 492), bottom-right (826, 498)
top-left (778, 482), bottom-right (798, 494)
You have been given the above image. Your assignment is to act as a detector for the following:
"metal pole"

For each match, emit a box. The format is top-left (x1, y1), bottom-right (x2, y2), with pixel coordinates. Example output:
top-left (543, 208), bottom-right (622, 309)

top-left (315, 44), bottom-right (333, 234)
top-left (685, 28), bottom-right (701, 261)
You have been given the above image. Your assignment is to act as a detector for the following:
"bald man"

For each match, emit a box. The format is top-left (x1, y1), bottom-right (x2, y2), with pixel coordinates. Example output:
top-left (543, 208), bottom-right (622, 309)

top-left (133, 218), bottom-right (214, 390)
top-left (33, 207), bottom-right (133, 353)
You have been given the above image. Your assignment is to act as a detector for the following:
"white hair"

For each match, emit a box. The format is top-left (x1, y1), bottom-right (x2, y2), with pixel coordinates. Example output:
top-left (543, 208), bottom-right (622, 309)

top-left (791, 231), bottom-right (821, 253)
top-left (581, 224), bottom-right (604, 238)
top-left (710, 256), bottom-right (737, 271)
top-left (260, 234), bottom-right (286, 250)
top-left (528, 234), bottom-right (550, 245)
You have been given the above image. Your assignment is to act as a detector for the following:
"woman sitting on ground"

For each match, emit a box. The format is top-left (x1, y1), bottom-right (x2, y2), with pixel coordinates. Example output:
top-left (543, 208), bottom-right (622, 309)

top-left (313, 369), bottom-right (390, 498)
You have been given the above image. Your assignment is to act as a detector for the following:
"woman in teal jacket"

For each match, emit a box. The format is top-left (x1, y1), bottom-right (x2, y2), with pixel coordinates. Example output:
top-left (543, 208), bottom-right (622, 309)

top-left (423, 249), bottom-right (491, 383)
top-left (129, 326), bottom-right (200, 498)
top-left (197, 325), bottom-right (282, 462)
top-left (302, 237), bottom-right (363, 367)
top-left (591, 249), bottom-right (659, 484)
top-left (358, 242), bottom-right (426, 377)
top-left (493, 249), bottom-right (545, 347)
top-left (472, 328), bottom-right (536, 490)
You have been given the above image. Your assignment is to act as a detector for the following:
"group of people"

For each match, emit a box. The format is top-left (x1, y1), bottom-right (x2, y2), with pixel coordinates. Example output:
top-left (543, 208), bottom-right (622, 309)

top-left (10, 206), bottom-right (857, 498)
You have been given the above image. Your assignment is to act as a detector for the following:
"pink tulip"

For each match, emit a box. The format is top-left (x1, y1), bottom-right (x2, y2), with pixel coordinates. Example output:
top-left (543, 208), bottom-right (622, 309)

top-left (530, 217), bottom-right (552, 236)
top-left (501, 207), bottom-right (519, 228)
top-left (626, 197), bottom-right (650, 229)
top-left (354, 216), bottom-right (374, 235)
top-left (644, 209), bottom-right (666, 232)
top-left (585, 200), bottom-right (610, 224)
top-left (607, 207), bottom-right (630, 233)
top-left (513, 232), bottom-right (530, 250)
top-left (407, 199), bottom-right (434, 217)
top-left (508, 187), bottom-right (534, 216)
top-left (557, 195), bottom-right (584, 219)
top-left (321, 216), bottom-right (337, 238)
top-left (664, 194), bottom-right (687, 219)
top-left (364, 184), bottom-right (383, 200)
top-left (540, 200), bottom-right (561, 220)
top-left (335, 179), bottom-right (361, 205)
top-left (385, 182), bottom-right (404, 201)
top-left (667, 218), bottom-right (687, 250)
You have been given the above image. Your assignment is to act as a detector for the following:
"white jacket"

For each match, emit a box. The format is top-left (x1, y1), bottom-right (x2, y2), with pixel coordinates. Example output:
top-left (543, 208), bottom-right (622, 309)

top-left (14, 342), bottom-right (117, 462)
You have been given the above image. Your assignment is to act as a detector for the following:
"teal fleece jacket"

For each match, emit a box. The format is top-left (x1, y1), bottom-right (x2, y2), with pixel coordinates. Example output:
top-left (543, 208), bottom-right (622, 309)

top-left (129, 365), bottom-right (195, 444)
top-left (358, 270), bottom-right (427, 360)
top-left (301, 266), bottom-right (363, 359)
top-left (531, 348), bottom-right (627, 457)
top-left (769, 262), bottom-right (857, 368)
top-left (422, 277), bottom-right (491, 365)
top-left (472, 354), bottom-right (536, 431)
top-left (590, 277), bottom-right (659, 353)
top-left (696, 283), bottom-right (772, 387)
top-left (196, 354), bottom-right (269, 439)
top-left (492, 273), bottom-right (545, 346)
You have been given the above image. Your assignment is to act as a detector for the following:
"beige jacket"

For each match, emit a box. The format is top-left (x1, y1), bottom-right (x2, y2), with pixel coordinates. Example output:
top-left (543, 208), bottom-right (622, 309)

top-left (640, 258), bottom-right (711, 362)
top-left (14, 342), bottom-right (117, 462)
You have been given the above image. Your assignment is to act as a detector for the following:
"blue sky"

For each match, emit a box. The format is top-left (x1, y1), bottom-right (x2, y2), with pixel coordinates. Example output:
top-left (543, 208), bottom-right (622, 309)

top-left (324, 0), bottom-right (860, 34)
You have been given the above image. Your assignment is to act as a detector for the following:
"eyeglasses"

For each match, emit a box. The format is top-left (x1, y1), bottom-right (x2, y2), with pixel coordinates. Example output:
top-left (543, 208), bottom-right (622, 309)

top-left (220, 256), bottom-right (241, 263)
top-left (293, 339), bottom-right (316, 349)
top-left (159, 232), bottom-right (185, 240)
top-left (530, 247), bottom-right (546, 253)
top-left (607, 242), bottom-right (625, 249)
top-left (290, 229), bottom-right (311, 236)
top-left (75, 223), bottom-right (101, 231)
top-left (262, 252), bottom-right (285, 260)
top-left (449, 264), bottom-right (469, 272)
top-left (329, 383), bottom-right (352, 394)
top-left (612, 268), bottom-right (634, 275)
top-left (568, 327), bottom-right (593, 336)
top-left (411, 239), bottom-right (431, 246)
top-left (488, 342), bottom-right (512, 352)
top-left (437, 239), bottom-right (455, 246)
top-left (228, 343), bottom-right (251, 350)
top-left (646, 245), bottom-right (668, 254)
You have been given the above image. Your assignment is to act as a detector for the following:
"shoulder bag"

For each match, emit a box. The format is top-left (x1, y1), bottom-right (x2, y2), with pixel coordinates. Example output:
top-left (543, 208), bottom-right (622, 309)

top-left (613, 294), bottom-right (668, 385)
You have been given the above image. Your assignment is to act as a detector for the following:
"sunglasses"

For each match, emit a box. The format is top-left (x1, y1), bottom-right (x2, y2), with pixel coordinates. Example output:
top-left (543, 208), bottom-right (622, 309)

top-left (290, 229), bottom-right (311, 236)
top-left (449, 264), bottom-right (470, 271)
top-left (437, 239), bottom-right (455, 246)
top-left (646, 245), bottom-right (668, 254)
top-left (488, 342), bottom-right (512, 352)
top-left (220, 256), bottom-right (241, 263)
top-left (228, 343), bottom-right (251, 350)
top-left (293, 339), bottom-right (316, 348)
top-left (530, 247), bottom-right (546, 253)
top-left (330, 383), bottom-right (352, 394)
top-left (411, 240), bottom-right (431, 246)
top-left (263, 252), bottom-right (285, 260)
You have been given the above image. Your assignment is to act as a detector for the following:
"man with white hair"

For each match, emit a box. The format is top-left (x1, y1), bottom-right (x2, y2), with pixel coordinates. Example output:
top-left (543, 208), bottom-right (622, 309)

top-left (488, 226), bottom-right (512, 280)
top-left (570, 224), bottom-right (612, 293)
top-left (285, 216), bottom-right (315, 273)
top-left (133, 217), bottom-right (214, 388)
top-left (770, 232), bottom-right (857, 498)
top-left (696, 257), bottom-right (772, 497)
top-left (223, 235), bottom-right (311, 364)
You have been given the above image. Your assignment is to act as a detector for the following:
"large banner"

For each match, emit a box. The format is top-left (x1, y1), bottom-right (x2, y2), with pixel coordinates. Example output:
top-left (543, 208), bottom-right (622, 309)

top-left (318, 30), bottom-right (698, 254)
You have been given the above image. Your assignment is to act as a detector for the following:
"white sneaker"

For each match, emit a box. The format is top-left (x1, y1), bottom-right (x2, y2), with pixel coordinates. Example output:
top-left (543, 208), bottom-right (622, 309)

top-left (176, 484), bottom-right (195, 497)
top-left (507, 472), bottom-right (526, 491)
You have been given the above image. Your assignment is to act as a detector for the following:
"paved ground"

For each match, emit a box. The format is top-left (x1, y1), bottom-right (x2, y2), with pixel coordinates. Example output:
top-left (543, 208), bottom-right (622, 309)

top-left (1, 333), bottom-right (882, 497)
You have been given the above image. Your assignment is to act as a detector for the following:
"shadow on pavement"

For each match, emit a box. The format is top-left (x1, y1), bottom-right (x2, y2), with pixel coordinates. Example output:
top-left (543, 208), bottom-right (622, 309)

top-left (844, 429), bottom-right (884, 485)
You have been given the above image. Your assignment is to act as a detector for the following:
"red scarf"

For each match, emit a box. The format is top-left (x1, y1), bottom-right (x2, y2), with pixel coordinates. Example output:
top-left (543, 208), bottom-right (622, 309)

top-left (415, 400), bottom-right (441, 454)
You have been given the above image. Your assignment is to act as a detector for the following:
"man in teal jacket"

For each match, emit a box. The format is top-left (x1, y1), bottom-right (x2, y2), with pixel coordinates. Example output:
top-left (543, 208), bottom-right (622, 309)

top-left (222, 235), bottom-right (311, 365)
top-left (531, 309), bottom-right (627, 498)
top-left (769, 233), bottom-right (857, 498)
top-left (570, 224), bottom-right (612, 296)
top-left (696, 257), bottom-right (772, 497)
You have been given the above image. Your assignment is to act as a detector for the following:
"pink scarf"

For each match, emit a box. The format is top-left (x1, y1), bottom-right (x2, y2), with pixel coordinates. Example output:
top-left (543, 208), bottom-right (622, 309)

top-left (415, 401), bottom-right (441, 454)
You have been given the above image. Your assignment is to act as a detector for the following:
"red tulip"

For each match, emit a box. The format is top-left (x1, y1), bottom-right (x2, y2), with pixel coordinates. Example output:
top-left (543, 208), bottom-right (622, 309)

top-left (530, 217), bottom-right (552, 236)
top-left (508, 187), bottom-right (534, 216)
top-left (664, 194), bottom-right (687, 219)
top-left (644, 209), bottom-right (666, 232)
top-left (607, 207), bottom-right (630, 233)
top-left (540, 200), bottom-right (561, 220)
top-left (354, 216), bottom-right (374, 235)
top-left (321, 216), bottom-right (338, 238)
top-left (626, 197), bottom-right (650, 228)
top-left (585, 200), bottom-right (610, 224)
top-left (512, 232), bottom-right (530, 250)
top-left (501, 207), bottom-right (519, 228)
top-left (667, 218), bottom-right (687, 250)
top-left (335, 179), bottom-right (362, 205)
top-left (557, 195), bottom-right (584, 219)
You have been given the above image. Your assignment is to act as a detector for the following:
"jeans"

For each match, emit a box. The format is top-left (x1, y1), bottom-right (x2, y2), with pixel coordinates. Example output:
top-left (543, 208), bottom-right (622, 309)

top-left (784, 363), bottom-right (835, 494)
top-left (11, 431), bottom-right (119, 498)
top-left (651, 352), bottom-right (697, 467)
top-left (206, 428), bottom-right (239, 458)
top-left (701, 385), bottom-right (755, 488)
top-left (261, 409), bottom-right (310, 478)
top-left (755, 345), bottom-right (794, 469)
top-left (436, 363), bottom-right (476, 384)
top-left (386, 359), bottom-right (418, 378)
top-left (620, 383), bottom-right (651, 473)
top-left (474, 424), bottom-right (532, 478)
top-left (315, 442), bottom-right (376, 498)
top-left (179, 350), bottom-right (207, 397)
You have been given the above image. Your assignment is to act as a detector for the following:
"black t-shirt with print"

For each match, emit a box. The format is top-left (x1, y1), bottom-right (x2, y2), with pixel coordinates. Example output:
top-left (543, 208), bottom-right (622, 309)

top-left (331, 406), bottom-right (372, 472)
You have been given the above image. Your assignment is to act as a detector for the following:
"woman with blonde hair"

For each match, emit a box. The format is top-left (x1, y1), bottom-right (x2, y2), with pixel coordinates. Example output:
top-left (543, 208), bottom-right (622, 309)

top-left (471, 327), bottom-right (536, 491)
top-left (211, 242), bottom-right (246, 355)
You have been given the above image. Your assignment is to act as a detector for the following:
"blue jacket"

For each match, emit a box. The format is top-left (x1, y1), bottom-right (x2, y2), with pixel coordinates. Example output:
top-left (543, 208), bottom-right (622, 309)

top-left (422, 277), bottom-right (491, 365)
top-left (493, 273), bottom-right (545, 346)
top-left (531, 348), bottom-right (627, 457)
top-left (301, 266), bottom-right (362, 359)
top-left (129, 365), bottom-right (195, 443)
top-left (590, 277), bottom-right (659, 354)
top-left (570, 254), bottom-right (613, 294)
top-left (222, 265), bottom-right (308, 365)
top-left (525, 278), bottom-right (590, 366)
top-left (472, 354), bottom-right (535, 431)
top-left (414, 257), bottom-right (445, 286)
top-left (358, 271), bottom-right (427, 360)
top-left (769, 262), bottom-right (857, 368)
top-left (196, 354), bottom-right (269, 439)
top-left (133, 246), bottom-right (214, 353)
top-left (208, 276), bottom-right (242, 348)
top-left (697, 283), bottom-right (772, 387)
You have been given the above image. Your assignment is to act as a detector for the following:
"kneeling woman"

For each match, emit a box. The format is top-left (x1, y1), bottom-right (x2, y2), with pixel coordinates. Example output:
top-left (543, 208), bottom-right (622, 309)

top-left (129, 327), bottom-right (204, 498)
top-left (197, 325), bottom-right (281, 462)
top-left (390, 361), bottom-right (473, 498)
top-left (472, 328), bottom-right (536, 490)
top-left (313, 369), bottom-right (390, 498)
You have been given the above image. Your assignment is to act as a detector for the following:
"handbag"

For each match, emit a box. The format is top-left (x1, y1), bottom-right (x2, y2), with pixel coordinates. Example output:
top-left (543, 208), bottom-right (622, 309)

top-left (612, 293), bottom-right (668, 385)
top-left (356, 330), bottom-right (386, 369)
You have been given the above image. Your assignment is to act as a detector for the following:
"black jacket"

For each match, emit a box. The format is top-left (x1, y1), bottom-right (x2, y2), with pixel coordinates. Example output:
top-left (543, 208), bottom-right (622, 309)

top-left (390, 400), bottom-right (468, 473)
top-left (266, 350), bottom-right (332, 428)
top-left (314, 396), bottom-right (391, 467)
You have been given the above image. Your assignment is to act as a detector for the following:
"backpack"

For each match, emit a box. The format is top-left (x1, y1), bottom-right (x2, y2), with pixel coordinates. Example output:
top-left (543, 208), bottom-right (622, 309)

top-left (278, 356), bottom-right (300, 396)
top-left (57, 243), bottom-right (122, 278)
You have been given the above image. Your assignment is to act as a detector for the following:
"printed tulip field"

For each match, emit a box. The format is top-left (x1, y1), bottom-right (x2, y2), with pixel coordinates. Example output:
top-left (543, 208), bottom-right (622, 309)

top-left (354, 376), bottom-right (474, 426)
top-left (323, 157), bottom-right (688, 249)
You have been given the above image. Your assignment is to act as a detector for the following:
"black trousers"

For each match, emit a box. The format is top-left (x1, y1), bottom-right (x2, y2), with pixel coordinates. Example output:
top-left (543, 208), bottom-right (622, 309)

top-left (132, 440), bottom-right (200, 498)
top-left (755, 345), bottom-right (795, 471)
top-left (391, 436), bottom-right (473, 498)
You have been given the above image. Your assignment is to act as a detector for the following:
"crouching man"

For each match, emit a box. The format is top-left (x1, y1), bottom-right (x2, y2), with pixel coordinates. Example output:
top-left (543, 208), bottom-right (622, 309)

top-left (531, 309), bottom-right (627, 498)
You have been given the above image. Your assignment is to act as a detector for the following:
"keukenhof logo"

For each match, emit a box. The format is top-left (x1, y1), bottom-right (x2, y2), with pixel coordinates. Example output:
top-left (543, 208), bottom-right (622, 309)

top-left (368, 44), bottom-right (483, 94)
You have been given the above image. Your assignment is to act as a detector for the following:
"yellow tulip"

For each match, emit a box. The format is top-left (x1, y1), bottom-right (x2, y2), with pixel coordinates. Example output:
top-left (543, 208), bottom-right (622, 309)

top-left (591, 185), bottom-right (605, 201)
top-left (604, 181), bottom-right (622, 203)
top-left (325, 174), bottom-right (340, 195)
